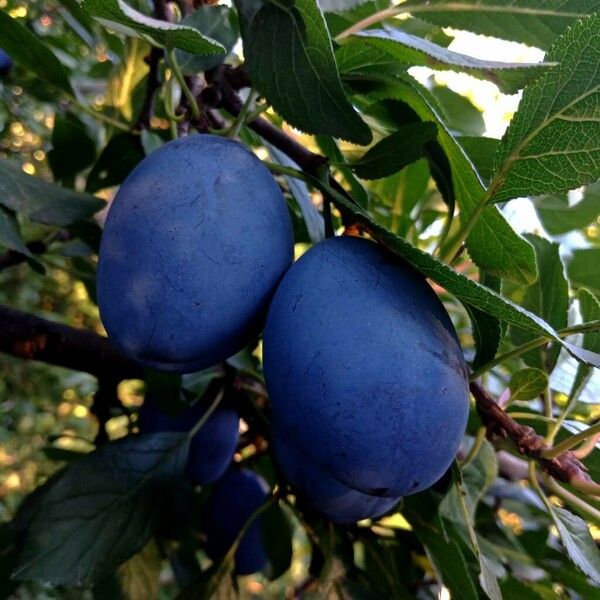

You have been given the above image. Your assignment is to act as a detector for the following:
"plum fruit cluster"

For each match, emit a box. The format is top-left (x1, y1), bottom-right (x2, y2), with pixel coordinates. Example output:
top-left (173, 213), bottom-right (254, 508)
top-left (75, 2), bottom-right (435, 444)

top-left (98, 134), bottom-right (469, 573)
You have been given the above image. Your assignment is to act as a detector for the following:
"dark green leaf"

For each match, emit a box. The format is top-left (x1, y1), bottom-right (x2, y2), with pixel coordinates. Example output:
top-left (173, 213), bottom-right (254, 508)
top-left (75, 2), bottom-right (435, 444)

top-left (0, 162), bottom-right (104, 226)
top-left (0, 206), bottom-right (32, 257)
top-left (509, 234), bottom-right (569, 372)
top-left (86, 133), bottom-right (145, 193)
top-left (14, 433), bottom-right (189, 587)
top-left (402, 0), bottom-right (597, 50)
top-left (238, 0), bottom-right (372, 144)
top-left (261, 501), bottom-right (293, 580)
top-left (354, 26), bottom-right (553, 94)
top-left (490, 15), bottom-right (600, 203)
top-left (568, 248), bottom-right (600, 295)
top-left (47, 112), bottom-right (97, 182)
top-left (535, 181), bottom-right (600, 236)
top-left (509, 368), bottom-right (549, 400)
top-left (0, 11), bottom-right (73, 94)
top-left (80, 0), bottom-right (225, 55)
top-left (175, 6), bottom-right (239, 74)
top-left (351, 122), bottom-right (437, 179)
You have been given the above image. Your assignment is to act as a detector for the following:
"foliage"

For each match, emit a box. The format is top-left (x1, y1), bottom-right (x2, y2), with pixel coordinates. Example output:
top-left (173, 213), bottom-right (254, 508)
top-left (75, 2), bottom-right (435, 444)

top-left (0, 0), bottom-right (599, 598)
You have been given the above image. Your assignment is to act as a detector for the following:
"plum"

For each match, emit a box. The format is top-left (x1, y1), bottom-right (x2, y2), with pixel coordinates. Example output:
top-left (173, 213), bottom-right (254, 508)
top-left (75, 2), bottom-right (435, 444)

top-left (97, 134), bottom-right (293, 373)
top-left (203, 468), bottom-right (270, 575)
top-left (0, 49), bottom-right (12, 76)
top-left (138, 396), bottom-right (239, 485)
top-left (263, 236), bottom-right (469, 518)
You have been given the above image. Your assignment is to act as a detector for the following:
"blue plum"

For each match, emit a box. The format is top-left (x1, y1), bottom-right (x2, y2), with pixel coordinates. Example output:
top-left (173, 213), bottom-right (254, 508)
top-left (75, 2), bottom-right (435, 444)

top-left (97, 134), bottom-right (293, 373)
top-left (0, 49), bottom-right (12, 76)
top-left (273, 430), bottom-right (400, 523)
top-left (204, 469), bottom-right (270, 575)
top-left (263, 236), bottom-right (469, 516)
top-left (138, 396), bottom-right (239, 485)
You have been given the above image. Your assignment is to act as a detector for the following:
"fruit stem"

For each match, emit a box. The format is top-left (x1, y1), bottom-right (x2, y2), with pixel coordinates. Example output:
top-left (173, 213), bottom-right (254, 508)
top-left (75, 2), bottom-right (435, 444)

top-left (166, 48), bottom-right (200, 121)
top-left (189, 389), bottom-right (224, 439)
top-left (461, 426), bottom-right (486, 467)
top-left (228, 89), bottom-right (260, 139)
top-left (73, 100), bottom-right (131, 132)
top-left (541, 422), bottom-right (600, 460)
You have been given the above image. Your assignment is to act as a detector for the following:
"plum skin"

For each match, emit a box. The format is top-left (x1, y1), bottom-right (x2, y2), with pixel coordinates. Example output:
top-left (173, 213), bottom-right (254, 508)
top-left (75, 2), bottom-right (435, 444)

top-left (263, 236), bottom-right (469, 518)
top-left (203, 469), bottom-right (270, 575)
top-left (0, 49), bottom-right (12, 76)
top-left (138, 396), bottom-right (239, 486)
top-left (97, 134), bottom-right (293, 373)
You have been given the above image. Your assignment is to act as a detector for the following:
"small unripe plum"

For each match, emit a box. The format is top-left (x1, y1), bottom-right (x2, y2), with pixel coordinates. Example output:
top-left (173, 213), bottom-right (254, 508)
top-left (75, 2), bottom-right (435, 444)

top-left (138, 396), bottom-right (239, 485)
top-left (273, 430), bottom-right (400, 523)
top-left (203, 469), bottom-right (270, 575)
top-left (98, 134), bottom-right (293, 373)
top-left (263, 236), bottom-right (469, 518)
top-left (0, 49), bottom-right (12, 76)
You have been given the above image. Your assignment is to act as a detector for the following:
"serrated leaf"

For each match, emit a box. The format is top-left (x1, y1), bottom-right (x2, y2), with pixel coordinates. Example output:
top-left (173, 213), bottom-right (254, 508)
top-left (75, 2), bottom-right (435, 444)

top-left (354, 26), bottom-right (552, 94)
top-left (335, 40), bottom-right (411, 78)
top-left (14, 433), bottom-right (189, 587)
top-left (535, 181), bottom-right (600, 236)
top-left (348, 75), bottom-right (538, 284)
top-left (567, 248), bottom-right (600, 296)
top-left (0, 162), bottom-right (104, 225)
top-left (0, 11), bottom-right (73, 95)
top-left (490, 15), bottom-right (600, 203)
top-left (509, 234), bottom-right (569, 373)
top-left (402, 0), bottom-right (597, 50)
top-left (570, 289), bottom-right (600, 400)
top-left (79, 0), bottom-right (225, 55)
top-left (324, 179), bottom-right (599, 366)
top-left (175, 5), bottom-right (239, 74)
top-left (458, 137), bottom-right (499, 183)
top-left (238, 0), bottom-right (372, 144)
top-left (549, 505), bottom-right (600, 585)
top-left (267, 144), bottom-right (325, 243)
top-left (509, 368), bottom-right (549, 400)
top-left (351, 122), bottom-right (437, 179)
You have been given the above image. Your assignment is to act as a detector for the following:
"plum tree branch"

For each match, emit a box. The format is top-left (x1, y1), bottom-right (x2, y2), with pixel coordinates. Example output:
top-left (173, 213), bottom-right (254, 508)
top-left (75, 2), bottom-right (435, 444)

top-left (0, 304), bottom-right (143, 381)
top-left (470, 381), bottom-right (599, 494)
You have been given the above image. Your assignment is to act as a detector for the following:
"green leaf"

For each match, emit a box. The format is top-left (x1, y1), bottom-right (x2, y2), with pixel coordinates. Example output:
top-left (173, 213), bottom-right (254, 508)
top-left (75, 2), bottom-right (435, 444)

top-left (238, 0), bottom-right (372, 144)
top-left (509, 234), bottom-right (569, 373)
top-left (354, 26), bottom-right (553, 94)
top-left (0, 206), bottom-right (32, 257)
top-left (318, 0), bottom-right (371, 11)
top-left (509, 367), bottom-right (549, 400)
top-left (535, 181), bottom-right (600, 236)
top-left (570, 289), bottom-right (600, 399)
top-left (14, 433), bottom-right (189, 587)
top-left (457, 137), bottom-right (499, 183)
top-left (0, 11), bottom-right (73, 95)
top-left (80, 0), bottom-right (225, 55)
top-left (490, 15), bottom-right (600, 203)
top-left (350, 122), bottom-right (437, 179)
top-left (466, 272), bottom-right (502, 370)
top-left (567, 248), bottom-right (600, 296)
top-left (549, 505), bottom-right (600, 585)
top-left (175, 5), bottom-right (239, 74)
top-left (326, 182), bottom-right (598, 366)
top-left (86, 133), bottom-right (145, 193)
top-left (0, 162), bottom-right (104, 226)
top-left (335, 40), bottom-right (410, 78)
top-left (47, 112), bottom-right (97, 183)
top-left (432, 87), bottom-right (485, 137)
top-left (349, 75), bottom-right (538, 284)
top-left (402, 0), bottom-right (597, 50)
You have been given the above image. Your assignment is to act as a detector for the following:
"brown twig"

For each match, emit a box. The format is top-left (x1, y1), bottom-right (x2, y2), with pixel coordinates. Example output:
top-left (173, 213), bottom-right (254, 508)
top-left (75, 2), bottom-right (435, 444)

top-left (470, 381), bottom-right (595, 490)
top-left (0, 304), bottom-right (143, 381)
